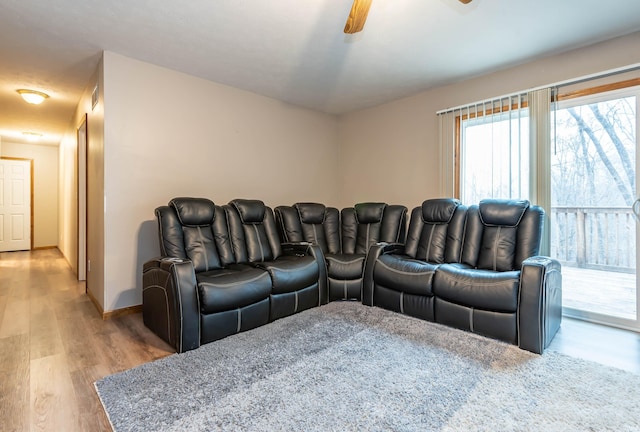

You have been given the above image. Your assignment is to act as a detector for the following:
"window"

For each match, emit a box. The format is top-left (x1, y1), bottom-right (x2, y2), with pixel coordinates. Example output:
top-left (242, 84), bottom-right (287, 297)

top-left (551, 85), bottom-right (639, 325)
top-left (457, 99), bottom-right (529, 204)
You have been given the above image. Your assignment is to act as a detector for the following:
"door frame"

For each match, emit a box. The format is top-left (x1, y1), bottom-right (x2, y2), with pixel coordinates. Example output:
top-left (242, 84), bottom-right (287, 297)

top-left (0, 157), bottom-right (34, 251)
top-left (77, 114), bottom-right (88, 283)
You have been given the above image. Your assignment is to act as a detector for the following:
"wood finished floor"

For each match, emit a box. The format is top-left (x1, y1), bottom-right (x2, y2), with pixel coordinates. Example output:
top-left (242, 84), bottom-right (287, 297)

top-left (1, 249), bottom-right (639, 431)
top-left (0, 249), bottom-right (173, 432)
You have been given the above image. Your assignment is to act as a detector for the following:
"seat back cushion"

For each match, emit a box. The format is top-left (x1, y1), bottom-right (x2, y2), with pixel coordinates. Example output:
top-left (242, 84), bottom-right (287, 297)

top-left (462, 199), bottom-right (533, 271)
top-left (381, 205), bottom-right (408, 244)
top-left (275, 203), bottom-right (341, 254)
top-left (404, 198), bottom-right (466, 264)
top-left (298, 203), bottom-right (341, 254)
top-left (274, 205), bottom-right (301, 243)
top-left (226, 199), bottom-right (282, 263)
top-left (516, 205), bottom-right (544, 267)
top-left (156, 205), bottom-right (188, 260)
top-left (164, 197), bottom-right (223, 272)
top-left (342, 203), bottom-right (407, 254)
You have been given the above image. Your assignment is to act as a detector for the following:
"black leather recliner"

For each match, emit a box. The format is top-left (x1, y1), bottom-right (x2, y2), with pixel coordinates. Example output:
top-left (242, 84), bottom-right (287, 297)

top-left (225, 199), bottom-right (324, 320)
top-left (275, 202), bottom-right (407, 301)
top-left (142, 198), bottom-right (323, 353)
top-left (364, 198), bottom-right (562, 354)
top-left (363, 198), bottom-right (467, 320)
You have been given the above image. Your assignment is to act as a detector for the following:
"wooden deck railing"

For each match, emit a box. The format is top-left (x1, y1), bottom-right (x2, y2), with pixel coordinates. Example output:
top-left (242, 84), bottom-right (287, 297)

top-left (551, 206), bottom-right (636, 273)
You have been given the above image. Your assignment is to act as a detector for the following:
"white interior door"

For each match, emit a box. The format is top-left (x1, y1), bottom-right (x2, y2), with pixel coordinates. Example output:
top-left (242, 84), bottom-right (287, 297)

top-left (0, 159), bottom-right (31, 252)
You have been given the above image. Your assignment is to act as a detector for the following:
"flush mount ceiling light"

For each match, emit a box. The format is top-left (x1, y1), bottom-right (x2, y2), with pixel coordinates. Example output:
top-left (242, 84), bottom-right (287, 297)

top-left (22, 131), bottom-right (43, 141)
top-left (16, 89), bottom-right (49, 105)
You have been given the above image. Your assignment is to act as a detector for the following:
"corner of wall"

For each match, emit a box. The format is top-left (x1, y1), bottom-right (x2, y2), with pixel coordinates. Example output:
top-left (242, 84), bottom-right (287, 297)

top-left (58, 53), bottom-right (106, 311)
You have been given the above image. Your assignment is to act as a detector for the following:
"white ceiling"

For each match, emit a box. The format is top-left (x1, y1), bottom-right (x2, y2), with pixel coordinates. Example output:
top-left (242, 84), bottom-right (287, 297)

top-left (2, 0), bottom-right (640, 146)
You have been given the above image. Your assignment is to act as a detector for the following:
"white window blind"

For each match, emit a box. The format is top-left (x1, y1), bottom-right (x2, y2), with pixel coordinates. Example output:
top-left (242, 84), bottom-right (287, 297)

top-left (438, 88), bottom-right (553, 253)
top-left (438, 92), bottom-right (533, 204)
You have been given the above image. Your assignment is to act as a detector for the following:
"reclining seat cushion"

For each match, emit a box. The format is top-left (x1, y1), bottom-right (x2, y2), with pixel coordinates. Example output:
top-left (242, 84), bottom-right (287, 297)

top-left (327, 203), bottom-right (385, 282)
top-left (433, 200), bottom-right (529, 313)
top-left (325, 253), bottom-right (366, 280)
top-left (373, 199), bottom-right (461, 299)
top-left (374, 254), bottom-right (439, 296)
top-left (433, 264), bottom-right (521, 312)
top-left (196, 264), bottom-right (272, 314)
top-left (229, 199), bottom-right (319, 295)
top-left (169, 197), bottom-right (222, 272)
top-left (327, 203), bottom-right (387, 295)
top-left (257, 255), bottom-right (319, 295)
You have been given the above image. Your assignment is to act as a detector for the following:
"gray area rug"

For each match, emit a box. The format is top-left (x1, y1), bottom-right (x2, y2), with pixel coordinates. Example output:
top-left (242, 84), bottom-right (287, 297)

top-left (95, 302), bottom-right (640, 431)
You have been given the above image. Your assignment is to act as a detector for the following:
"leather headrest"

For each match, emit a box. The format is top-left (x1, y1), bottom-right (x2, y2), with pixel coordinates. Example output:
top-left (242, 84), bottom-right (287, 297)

top-left (231, 199), bottom-right (266, 224)
top-left (421, 198), bottom-right (461, 224)
top-left (170, 197), bottom-right (215, 226)
top-left (355, 202), bottom-right (386, 224)
top-left (295, 203), bottom-right (326, 224)
top-left (479, 199), bottom-right (529, 227)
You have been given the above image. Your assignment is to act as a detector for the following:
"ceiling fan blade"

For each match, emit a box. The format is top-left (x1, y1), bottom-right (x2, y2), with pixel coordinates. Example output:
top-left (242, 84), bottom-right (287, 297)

top-left (344, 0), bottom-right (372, 34)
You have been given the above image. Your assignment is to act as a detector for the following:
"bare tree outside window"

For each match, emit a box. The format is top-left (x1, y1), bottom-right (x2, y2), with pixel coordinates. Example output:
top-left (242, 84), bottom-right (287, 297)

top-left (552, 96), bottom-right (636, 271)
top-left (551, 92), bottom-right (637, 320)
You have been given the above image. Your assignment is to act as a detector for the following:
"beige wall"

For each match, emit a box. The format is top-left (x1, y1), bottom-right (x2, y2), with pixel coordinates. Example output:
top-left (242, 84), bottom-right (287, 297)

top-left (101, 52), bottom-right (339, 311)
top-left (59, 57), bottom-right (105, 307)
top-left (338, 31), bottom-right (640, 211)
top-left (57, 31), bottom-right (640, 313)
top-left (2, 141), bottom-right (58, 248)
top-left (59, 124), bottom-right (77, 273)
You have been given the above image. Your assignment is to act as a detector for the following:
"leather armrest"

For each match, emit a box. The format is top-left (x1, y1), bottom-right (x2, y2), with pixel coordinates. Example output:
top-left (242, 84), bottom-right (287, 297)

top-left (518, 256), bottom-right (562, 354)
top-left (281, 241), bottom-right (312, 255)
top-left (376, 242), bottom-right (406, 255)
top-left (142, 257), bottom-right (200, 353)
top-left (362, 242), bottom-right (407, 306)
top-left (281, 242), bottom-right (328, 305)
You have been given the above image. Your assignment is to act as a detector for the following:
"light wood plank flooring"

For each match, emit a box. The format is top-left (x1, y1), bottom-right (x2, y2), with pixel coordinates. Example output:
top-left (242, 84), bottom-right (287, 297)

top-left (0, 249), bottom-right (173, 432)
top-left (1, 249), bottom-right (639, 431)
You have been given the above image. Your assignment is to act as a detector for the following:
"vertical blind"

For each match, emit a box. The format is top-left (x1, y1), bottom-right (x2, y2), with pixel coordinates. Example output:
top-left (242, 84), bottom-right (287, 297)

top-left (438, 92), bottom-right (530, 201)
top-left (437, 87), bottom-right (553, 253)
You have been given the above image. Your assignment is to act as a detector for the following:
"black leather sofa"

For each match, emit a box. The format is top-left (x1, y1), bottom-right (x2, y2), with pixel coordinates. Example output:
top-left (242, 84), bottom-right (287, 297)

top-left (142, 198), bottom-right (324, 353)
top-left (363, 198), bottom-right (562, 354)
top-left (142, 196), bottom-right (561, 355)
top-left (275, 202), bottom-right (407, 301)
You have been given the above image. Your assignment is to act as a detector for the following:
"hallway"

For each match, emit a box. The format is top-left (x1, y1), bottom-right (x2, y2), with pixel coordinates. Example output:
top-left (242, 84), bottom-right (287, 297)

top-left (0, 249), bottom-right (172, 431)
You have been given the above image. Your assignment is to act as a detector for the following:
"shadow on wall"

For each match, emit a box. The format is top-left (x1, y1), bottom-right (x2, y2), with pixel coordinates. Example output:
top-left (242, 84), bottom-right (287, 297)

top-left (134, 219), bottom-right (160, 305)
top-left (109, 219), bottom-right (158, 311)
